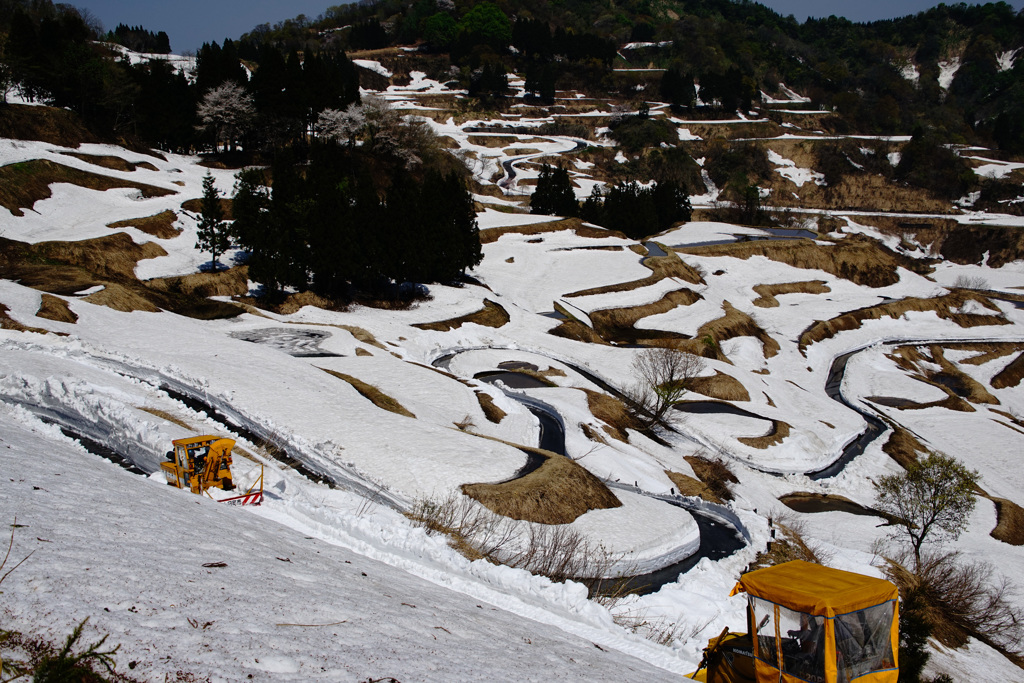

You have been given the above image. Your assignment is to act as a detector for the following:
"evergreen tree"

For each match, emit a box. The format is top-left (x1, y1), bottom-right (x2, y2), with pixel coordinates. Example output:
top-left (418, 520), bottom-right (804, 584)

top-left (196, 172), bottom-right (230, 270)
top-left (652, 179), bottom-right (691, 228)
top-left (531, 164), bottom-right (578, 217)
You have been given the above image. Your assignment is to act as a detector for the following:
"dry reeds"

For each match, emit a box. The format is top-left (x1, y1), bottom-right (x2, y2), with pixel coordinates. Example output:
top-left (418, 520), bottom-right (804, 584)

top-left (319, 368), bottom-right (416, 418)
top-left (697, 301), bottom-right (780, 360)
top-left (475, 390), bottom-right (506, 424)
top-left (753, 511), bottom-right (832, 567)
top-left (738, 420), bottom-right (791, 448)
top-left (676, 234), bottom-right (924, 288)
top-left (147, 266), bottom-right (249, 298)
top-left (462, 450), bottom-right (621, 524)
top-left (413, 299), bottom-right (510, 331)
top-left (688, 370), bottom-right (751, 401)
top-left (35, 294), bottom-right (77, 324)
top-left (752, 280), bottom-right (830, 307)
top-left (479, 217), bottom-right (625, 244)
top-left (107, 210), bottom-right (180, 239)
top-left (583, 389), bottom-right (635, 442)
top-left (407, 493), bottom-right (621, 583)
top-left (0, 159), bottom-right (175, 216)
top-left (798, 291), bottom-right (1009, 352)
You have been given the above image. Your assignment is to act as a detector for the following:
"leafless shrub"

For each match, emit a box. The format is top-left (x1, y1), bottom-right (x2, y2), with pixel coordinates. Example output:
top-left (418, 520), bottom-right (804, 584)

top-left (882, 548), bottom-right (1024, 654)
top-left (952, 274), bottom-right (989, 290)
top-left (408, 494), bottom-right (619, 582)
top-left (625, 344), bottom-right (706, 428)
top-left (453, 414), bottom-right (476, 431)
top-left (753, 512), bottom-right (833, 567)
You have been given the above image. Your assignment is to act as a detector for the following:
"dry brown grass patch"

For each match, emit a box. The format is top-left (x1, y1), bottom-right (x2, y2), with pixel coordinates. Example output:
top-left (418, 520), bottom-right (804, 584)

top-left (928, 345), bottom-right (999, 405)
top-left (588, 288), bottom-right (701, 344)
top-left (689, 371), bottom-right (750, 401)
top-left (0, 302), bottom-right (51, 334)
top-left (665, 470), bottom-right (718, 502)
top-left (697, 301), bottom-right (780, 360)
top-left (35, 294), bottom-right (77, 323)
top-left (107, 210), bottom-right (180, 238)
top-left (944, 342), bottom-right (1024, 366)
top-left (0, 103), bottom-right (99, 146)
top-left (989, 497), bottom-right (1024, 546)
top-left (548, 318), bottom-right (609, 345)
top-left (583, 389), bottom-right (635, 442)
top-left (991, 352), bottom-right (1024, 390)
top-left (479, 217), bottom-right (624, 244)
top-left (475, 390), bottom-right (506, 423)
top-left (319, 368), bottom-right (416, 418)
top-left (683, 454), bottom-right (738, 502)
top-left (675, 234), bottom-right (925, 288)
top-left (771, 172), bottom-right (954, 214)
top-left (564, 253), bottom-right (703, 298)
top-left (738, 420), bottom-right (791, 448)
top-left (355, 347), bottom-right (373, 357)
top-left (60, 151), bottom-right (158, 172)
top-left (882, 425), bottom-right (926, 469)
top-left (181, 197), bottom-right (233, 220)
top-left (34, 232), bottom-right (167, 280)
top-left (413, 299), bottom-right (509, 331)
top-left (82, 283), bottom-right (160, 312)
top-left (138, 406), bottom-right (193, 430)
top-left (752, 280), bottom-right (830, 307)
top-left (0, 159), bottom-right (175, 216)
top-left (0, 233), bottom-right (243, 320)
top-left (147, 266), bottom-right (249, 298)
top-left (799, 291), bottom-right (1009, 352)
top-left (462, 451), bottom-right (621, 524)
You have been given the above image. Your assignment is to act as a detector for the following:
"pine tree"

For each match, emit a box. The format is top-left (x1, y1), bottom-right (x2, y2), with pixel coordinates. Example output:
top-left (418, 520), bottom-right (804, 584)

top-left (195, 172), bottom-right (230, 270)
top-left (531, 164), bottom-right (577, 217)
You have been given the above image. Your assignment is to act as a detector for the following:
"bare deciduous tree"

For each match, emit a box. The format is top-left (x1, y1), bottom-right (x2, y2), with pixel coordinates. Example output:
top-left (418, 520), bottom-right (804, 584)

top-left (626, 345), bottom-right (706, 428)
top-left (196, 81), bottom-right (255, 153)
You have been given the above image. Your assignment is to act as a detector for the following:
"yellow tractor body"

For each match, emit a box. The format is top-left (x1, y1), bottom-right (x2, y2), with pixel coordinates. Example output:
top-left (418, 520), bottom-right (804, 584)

top-left (161, 435), bottom-right (236, 495)
top-left (693, 561), bottom-right (898, 683)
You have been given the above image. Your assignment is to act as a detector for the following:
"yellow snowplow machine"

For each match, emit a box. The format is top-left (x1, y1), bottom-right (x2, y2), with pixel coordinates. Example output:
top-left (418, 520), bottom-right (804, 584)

top-left (161, 435), bottom-right (262, 505)
top-left (691, 560), bottom-right (898, 683)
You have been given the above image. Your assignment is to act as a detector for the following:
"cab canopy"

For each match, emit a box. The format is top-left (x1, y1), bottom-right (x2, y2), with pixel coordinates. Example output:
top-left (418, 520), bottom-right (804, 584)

top-left (731, 560), bottom-right (898, 683)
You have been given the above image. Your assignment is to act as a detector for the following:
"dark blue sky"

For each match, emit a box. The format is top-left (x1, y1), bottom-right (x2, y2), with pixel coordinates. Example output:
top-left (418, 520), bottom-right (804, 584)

top-left (80, 0), bottom-right (1024, 54)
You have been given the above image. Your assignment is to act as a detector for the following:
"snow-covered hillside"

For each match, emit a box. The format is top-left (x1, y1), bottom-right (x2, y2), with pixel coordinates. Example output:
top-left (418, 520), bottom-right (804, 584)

top-left (1, 70), bottom-right (1023, 681)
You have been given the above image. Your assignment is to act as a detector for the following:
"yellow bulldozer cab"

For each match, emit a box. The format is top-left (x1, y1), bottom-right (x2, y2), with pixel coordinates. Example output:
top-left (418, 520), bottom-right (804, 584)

top-left (723, 560), bottom-right (899, 683)
top-left (160, 435), bottom-right (236, 495)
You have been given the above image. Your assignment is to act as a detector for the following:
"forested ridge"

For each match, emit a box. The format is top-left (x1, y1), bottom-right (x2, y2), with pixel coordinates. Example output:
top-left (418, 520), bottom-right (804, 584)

top-left (0, 0), bottom-right (1022, 303)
